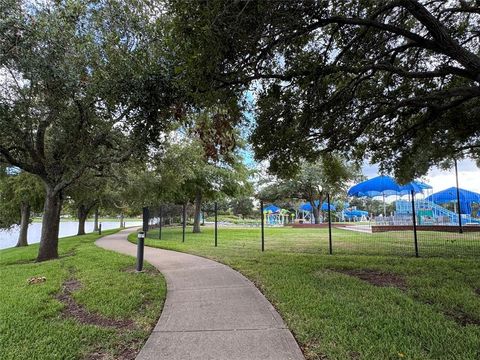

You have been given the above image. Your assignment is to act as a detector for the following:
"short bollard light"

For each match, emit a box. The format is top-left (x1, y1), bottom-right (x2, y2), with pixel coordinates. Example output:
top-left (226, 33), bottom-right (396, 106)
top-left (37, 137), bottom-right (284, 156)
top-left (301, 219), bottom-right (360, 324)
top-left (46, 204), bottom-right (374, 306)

top-left (136, 231), bottom-right (145, 272)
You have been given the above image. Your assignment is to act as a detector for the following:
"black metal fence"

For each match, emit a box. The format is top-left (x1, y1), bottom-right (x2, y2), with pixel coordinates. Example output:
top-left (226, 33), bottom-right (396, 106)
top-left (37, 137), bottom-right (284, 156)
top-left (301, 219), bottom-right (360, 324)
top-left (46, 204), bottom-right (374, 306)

top-left (137, 197), bottom-right (480, 259)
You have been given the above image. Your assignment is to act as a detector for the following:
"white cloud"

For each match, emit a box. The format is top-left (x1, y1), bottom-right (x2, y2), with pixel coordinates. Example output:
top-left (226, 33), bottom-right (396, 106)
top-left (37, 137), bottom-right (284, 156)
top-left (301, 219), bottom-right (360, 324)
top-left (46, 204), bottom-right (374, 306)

top-left (425, 159), bottom-right (480, 194)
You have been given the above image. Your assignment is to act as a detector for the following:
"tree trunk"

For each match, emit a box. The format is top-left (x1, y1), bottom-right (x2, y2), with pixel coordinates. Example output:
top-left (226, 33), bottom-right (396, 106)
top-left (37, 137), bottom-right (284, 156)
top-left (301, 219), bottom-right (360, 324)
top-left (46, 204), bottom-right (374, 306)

top-left (193, 190), bottom-right (202, 233)
top-left (37, 187), bottom-right (62, 262)
top-left (119, 213), bottom-right (124, 228)
top-left (77, 204), bottom-right (88, 236)
top-left (93, 208), bottom-right (99, 232)
top-left (16, 202), bottom-right (31, 247)
top-left (312, 205), bottom-right (321, 224)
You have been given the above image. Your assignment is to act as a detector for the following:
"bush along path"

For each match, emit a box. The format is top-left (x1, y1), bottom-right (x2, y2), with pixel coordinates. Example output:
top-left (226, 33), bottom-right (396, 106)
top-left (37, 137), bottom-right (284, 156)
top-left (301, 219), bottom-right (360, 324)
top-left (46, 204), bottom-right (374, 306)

top-left (0, 229), bottom-right (166, 360)
top-left (96, 229), bottom-right (305, 360)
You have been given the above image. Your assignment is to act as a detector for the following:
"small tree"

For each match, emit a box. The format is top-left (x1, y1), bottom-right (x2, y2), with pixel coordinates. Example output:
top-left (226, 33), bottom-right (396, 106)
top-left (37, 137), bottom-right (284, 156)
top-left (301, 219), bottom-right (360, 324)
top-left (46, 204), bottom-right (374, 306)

top-left (259, 155), bottom-right (360, 224)
top-left (65, 173), bottom-right (110, 236)
top-left (154, 140), bottom-right (252, 233)
top-left (0, 169), bottom-right (44, 246)
top-left (230, 197), bottom-right (254, 219)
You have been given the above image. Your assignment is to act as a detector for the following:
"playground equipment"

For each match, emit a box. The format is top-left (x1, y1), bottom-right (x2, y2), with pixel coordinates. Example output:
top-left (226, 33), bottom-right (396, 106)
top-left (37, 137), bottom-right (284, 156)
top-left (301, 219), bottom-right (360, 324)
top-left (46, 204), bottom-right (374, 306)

top-left (263, 204), bottom-right (292, 225)
top-left (426, 187), bottom-right (480, 215)
top-left (393, 186), bottom-right (480, 225)
top-left (395, 199), bottom-right (480, 225)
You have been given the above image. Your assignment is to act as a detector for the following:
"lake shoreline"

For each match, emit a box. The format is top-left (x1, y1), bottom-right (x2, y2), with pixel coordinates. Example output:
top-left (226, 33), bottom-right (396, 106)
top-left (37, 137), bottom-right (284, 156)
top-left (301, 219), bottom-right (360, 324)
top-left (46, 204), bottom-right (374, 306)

top-left (0, 221), bottom-right (142, 250)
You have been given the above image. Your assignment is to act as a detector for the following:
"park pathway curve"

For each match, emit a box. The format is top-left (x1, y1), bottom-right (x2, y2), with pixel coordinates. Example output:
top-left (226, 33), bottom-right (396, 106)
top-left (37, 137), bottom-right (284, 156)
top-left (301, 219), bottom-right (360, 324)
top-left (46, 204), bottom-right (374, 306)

top-left (96, 229), bottom-right (305, 360)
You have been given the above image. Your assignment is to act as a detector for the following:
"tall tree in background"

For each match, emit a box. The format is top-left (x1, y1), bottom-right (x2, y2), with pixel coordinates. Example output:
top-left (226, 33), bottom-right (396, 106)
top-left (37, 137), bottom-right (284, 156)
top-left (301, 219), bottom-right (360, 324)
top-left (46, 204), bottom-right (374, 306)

top-left (168, 0), bottom-right (480, 181)
top-left (0, 169), bottom-right (44, 246)
top-left (0, 1), bottom-right (180, 261)
top-left (259, 155), bottom-right (360, 223)
top-left (187, 110), bottom-right (251, 233)
top-left (65, 173), bottom-right (110, 236)
top-left (155, 139), bottom-right (252, 233)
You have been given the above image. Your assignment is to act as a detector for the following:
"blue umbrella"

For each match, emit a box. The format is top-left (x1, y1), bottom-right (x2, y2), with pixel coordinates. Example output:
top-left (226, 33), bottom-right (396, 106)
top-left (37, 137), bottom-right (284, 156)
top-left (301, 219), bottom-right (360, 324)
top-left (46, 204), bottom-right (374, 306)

top-left (412, 181), bottom-right (433, 190)
top-left (348, 175), bottom-right (428, 197)
top-left (398, 181), bottom-right (425, 195)
top-left (348, 175), bottom-right (430, 216)
top-left (263, 204), bottom-right (281, 213)
top-left (299, 201), bottom-right (336, 212)
top-left (348, 175), bottom-right (401, 197)
top-left (344, 209), bottom-right (369, 219)
top-left (426, 187), bottom-right (480, 214)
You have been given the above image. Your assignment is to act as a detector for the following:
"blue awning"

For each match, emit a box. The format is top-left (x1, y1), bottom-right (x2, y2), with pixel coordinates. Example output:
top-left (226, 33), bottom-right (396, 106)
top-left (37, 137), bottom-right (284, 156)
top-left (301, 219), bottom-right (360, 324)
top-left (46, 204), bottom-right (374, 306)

top-left (344, 209), bottom-right (369, 218)
top-left (425, 187), bottom-right (480, 214)
top-left (299, 201), bottom-right (336, 211)
top-left (263, 204), bottom-right (281, 213)
top-left (348, 175), bottom-right (429, 197)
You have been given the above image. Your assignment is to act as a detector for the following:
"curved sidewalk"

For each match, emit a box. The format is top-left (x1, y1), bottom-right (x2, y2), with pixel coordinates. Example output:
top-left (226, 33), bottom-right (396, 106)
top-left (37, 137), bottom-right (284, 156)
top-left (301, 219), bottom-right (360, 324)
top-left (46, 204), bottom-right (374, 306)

top-left (96, 229), bottom-right (305, 360)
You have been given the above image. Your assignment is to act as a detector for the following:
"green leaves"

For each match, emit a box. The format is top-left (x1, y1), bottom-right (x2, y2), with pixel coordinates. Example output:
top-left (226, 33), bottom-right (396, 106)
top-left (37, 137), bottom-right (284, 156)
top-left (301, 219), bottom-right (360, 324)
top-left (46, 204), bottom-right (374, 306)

top-left (0, 170), bottom-right (44, 229)
top-left (168, 0), bottom-right (480, 180)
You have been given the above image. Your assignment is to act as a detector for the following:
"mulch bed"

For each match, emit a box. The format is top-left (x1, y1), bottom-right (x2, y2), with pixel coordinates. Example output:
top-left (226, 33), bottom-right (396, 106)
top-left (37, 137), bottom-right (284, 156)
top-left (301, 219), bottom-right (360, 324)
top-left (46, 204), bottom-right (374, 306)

top-left (335, 269), bottom-right (407, 290)
top-left (56, 278), bottom-right (144, 359)
top-left (56, 279), bottom-right (134, 329)
top-left (335, 269), bottom-right (480, 327)
top-left (445, 309), bottom-right (480, 327)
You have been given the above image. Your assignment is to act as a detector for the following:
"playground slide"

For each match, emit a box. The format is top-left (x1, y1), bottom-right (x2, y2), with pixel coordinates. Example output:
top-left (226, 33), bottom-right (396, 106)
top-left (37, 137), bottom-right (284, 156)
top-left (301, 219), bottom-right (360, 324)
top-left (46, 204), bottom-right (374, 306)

top-left (397, 200), bottom-right (480, 225)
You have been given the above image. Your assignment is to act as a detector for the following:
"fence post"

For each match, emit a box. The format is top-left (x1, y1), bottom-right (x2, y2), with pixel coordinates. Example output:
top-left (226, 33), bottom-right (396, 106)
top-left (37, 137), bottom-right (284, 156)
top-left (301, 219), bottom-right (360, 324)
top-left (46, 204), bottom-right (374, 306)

top-left (182, 203), bottom-right (186, 243)
top-left (159, 205), bottom-right (162, 240)
top-left (327, 193), bottom-right (332, 255)
top-left (454, 159), bottom-right (463, 233)
top-left (214, 202), bottom-right (218, 247)
top-left (411, 190), bottom-right (419, 257)
top-left (261, 200), bottom-right (265, 252)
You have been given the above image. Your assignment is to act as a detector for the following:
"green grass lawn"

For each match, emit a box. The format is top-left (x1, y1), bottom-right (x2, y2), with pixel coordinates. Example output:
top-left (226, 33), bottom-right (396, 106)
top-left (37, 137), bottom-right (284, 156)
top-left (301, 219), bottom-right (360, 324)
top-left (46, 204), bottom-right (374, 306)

top-left (0, 230), bottom-right (166, 360)
top-left (130, 226), bottom-right (480, 360)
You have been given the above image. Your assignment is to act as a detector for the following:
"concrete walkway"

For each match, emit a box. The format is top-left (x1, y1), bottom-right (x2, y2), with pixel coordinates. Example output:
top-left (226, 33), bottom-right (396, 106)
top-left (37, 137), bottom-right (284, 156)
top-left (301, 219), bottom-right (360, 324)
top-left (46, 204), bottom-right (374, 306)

top-left (96, 229), bottom-right (305, 360)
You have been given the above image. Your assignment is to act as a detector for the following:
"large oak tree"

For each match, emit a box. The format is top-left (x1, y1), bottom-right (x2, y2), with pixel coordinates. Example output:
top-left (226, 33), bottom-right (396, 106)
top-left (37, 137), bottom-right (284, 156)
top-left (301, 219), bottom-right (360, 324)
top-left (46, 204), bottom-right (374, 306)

top-left (0, 0), bottom-right (179, 261)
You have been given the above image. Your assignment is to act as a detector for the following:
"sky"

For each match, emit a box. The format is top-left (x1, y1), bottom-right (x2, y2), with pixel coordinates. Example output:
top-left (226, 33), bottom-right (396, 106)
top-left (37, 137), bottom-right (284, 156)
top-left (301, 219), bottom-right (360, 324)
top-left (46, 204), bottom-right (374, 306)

top-left (362, 159), bottom-right (480, 194)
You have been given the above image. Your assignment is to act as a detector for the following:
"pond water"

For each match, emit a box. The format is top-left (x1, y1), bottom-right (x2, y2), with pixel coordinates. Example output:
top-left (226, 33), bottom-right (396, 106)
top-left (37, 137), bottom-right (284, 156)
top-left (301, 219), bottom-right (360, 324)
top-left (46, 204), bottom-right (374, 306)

top-left (0, 221), bottom-right (143, 250)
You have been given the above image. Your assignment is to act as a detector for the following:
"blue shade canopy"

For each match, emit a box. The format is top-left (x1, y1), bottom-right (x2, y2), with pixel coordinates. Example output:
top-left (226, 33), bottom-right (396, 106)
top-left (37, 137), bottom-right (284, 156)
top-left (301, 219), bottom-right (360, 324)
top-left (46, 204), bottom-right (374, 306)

top-left (344, 209), bottom-right (369, 218)
top-left (398, 181), bottom-right (425, 195)
top-left (425, 187), bottom-right (480, 214)
top-left (412, 181), bottom-right (433, 190)
top-left (348, 175), bottom-right (429, 197)
top-left (263, 204), bottom-right (281, 213)
top-left (299, 201), bottom-right (336, 211)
